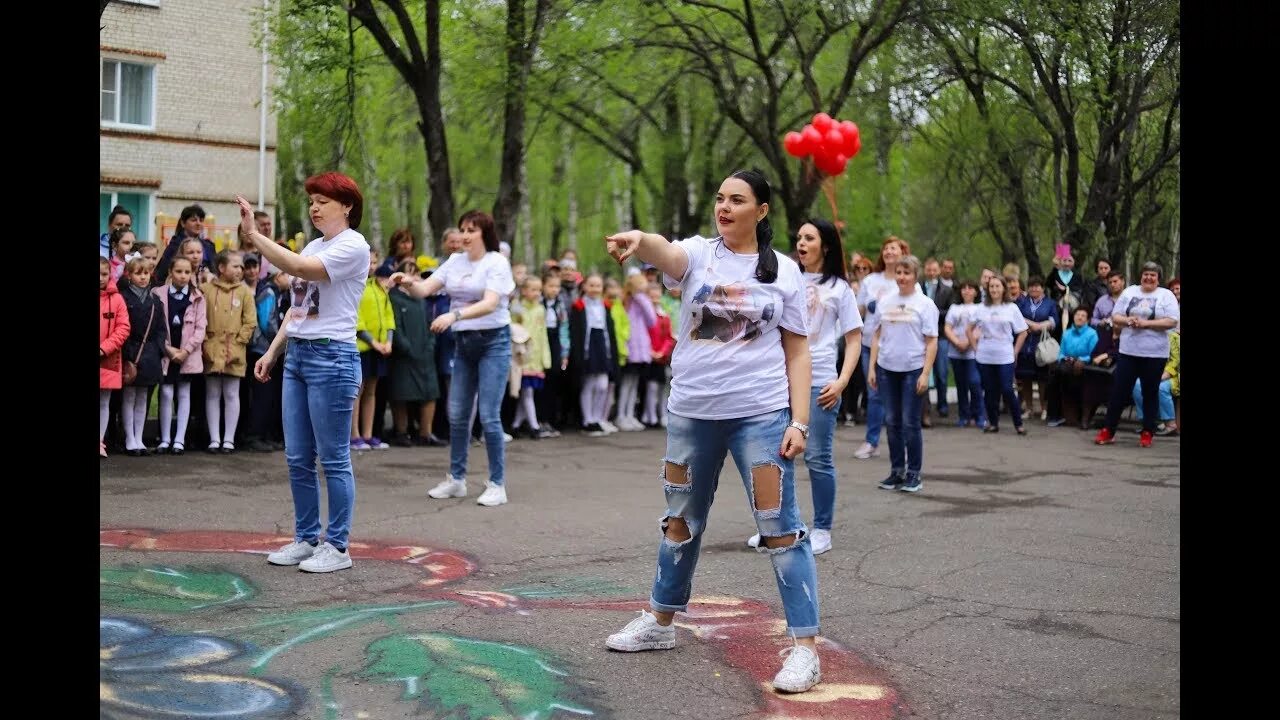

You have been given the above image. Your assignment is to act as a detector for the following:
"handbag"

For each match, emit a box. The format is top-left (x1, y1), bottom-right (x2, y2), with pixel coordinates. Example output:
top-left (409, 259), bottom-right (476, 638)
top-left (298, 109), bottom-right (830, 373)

top-left (122, 304), bottom-right (156, 386)
top-left (1034, 335), bottom-right (1060, 367)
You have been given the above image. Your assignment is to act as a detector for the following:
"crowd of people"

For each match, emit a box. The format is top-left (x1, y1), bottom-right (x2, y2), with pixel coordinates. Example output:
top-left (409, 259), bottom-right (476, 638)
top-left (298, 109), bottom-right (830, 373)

top-left (99, 167), bottom-right (1180, 696)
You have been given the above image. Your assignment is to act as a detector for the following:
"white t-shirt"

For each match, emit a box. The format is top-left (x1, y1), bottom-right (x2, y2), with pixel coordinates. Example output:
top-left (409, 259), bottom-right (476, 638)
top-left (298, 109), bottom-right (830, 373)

top-left (944, 303), bottom-right (980, 360)
top-left (663, 236), bottom-right (808, 420)
top-left (286, 228), bottom-right (372, 342)
top-left (1114, 286), bottom-right (1179, 358)
top-left (874, 289), bottom-right (939, 372)
top-left (803, 272), bottom-right (862, 387)
top-left (972, 303), bottom-right (1028, 366)
top-left (856, 271), bottom-right (898, 348)
top-left (432, 251), bottom-right (515, 331)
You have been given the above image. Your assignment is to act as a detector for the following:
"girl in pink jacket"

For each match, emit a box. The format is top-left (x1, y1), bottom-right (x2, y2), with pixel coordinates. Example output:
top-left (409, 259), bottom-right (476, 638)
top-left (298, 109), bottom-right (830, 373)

top-left (100, 257), bottom-right (131, 458)
top-left (151, 256), bottom-right (208, 454)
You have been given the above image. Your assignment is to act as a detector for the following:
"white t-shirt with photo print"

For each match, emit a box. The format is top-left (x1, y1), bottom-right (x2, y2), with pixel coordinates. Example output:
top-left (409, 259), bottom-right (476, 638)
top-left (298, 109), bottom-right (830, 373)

top-left (874, 289), bottom-right (939, 372)
top-left (971, 302), bottom-right (1029, 366)
top-left (663, 236), bottom-right (809, 420)
top-left (804, 272), bottom-right (862, 387)
top-left (1114, 286), bottom-right (1179, 358)
top-left (286, 228), bottom-right (372, 342)
top-left (432, 251), bottom-right (516, 331)
top-left (856, 271), bottom-right (898, 348)
top-left (945, 303), bottom-right (980, 360)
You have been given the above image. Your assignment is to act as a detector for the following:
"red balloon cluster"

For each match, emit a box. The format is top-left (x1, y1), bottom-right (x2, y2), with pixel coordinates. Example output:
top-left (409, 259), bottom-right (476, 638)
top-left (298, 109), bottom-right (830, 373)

top-left (782, 112), bottom-right (862, 177)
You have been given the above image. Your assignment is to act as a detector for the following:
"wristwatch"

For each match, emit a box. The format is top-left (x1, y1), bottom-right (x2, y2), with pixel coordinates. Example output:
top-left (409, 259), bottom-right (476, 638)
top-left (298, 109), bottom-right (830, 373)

top-left (453, 309), bottom-right (464, 322)
top-left (788, 421), bottom-right (810, 439)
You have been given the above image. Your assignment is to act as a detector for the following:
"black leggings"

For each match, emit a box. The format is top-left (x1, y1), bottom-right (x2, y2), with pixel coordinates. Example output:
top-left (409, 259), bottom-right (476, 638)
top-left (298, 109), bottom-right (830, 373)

top-left (1103, 354), bottom-right (1166, 433)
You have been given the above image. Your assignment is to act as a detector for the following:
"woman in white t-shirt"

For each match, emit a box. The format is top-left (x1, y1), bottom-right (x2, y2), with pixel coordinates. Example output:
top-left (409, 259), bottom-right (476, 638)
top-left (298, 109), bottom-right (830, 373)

top-left (746, 218), bottom-right (862, 555)
top-left (853, 236), bottom-right (910, 460)
top-left (1094, 261), bottom-right (1180, 448)
top-left (968, 275), bottom-right (1029, 435)
top-left (601, 170), bottom-right (823, 694)
top-left (393, 210), bottom-right (515, 507)
top-left (943, 280), bottom-right (985, 428)
top-left (867, 256), bottom-right (939, 493)
top-left (236, 173), bottom-right (371, 574)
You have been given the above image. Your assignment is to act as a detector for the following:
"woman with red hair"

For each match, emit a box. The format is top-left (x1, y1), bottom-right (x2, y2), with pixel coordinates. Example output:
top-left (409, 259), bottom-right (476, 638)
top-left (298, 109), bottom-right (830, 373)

top-left (234, 172), bottom-right (372, 574)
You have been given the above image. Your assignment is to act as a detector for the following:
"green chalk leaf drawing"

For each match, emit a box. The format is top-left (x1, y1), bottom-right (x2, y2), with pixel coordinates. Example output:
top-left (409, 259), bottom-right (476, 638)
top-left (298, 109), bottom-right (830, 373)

top-left (501, 576), bottom-right (632, 599)
top-left (100, 566), bottom-right (255, 612)
top-left (359, 633), bottom-right (595, 719)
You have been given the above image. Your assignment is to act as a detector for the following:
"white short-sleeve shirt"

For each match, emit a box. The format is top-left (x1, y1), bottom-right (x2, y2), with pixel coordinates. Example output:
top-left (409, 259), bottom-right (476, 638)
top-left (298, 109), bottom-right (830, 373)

top-left (663, 236), bottom-right (808, 420)
top-left (944, 303), bottom-right (980, 360)
top-left (432, 251), bottom-right (515, 331)
top-left (286, 228), bottom-right (372, 342)
top-left (972, 302), bottom-right (1029, 366)
top-left (1114, 286), bottom-right (1180, 358)
top-left (856, 271), bottom-right (898, 348)
top-left (804, 272), bottom-right (862, 387)
top-left (874, 289), bottom-right (939, 372)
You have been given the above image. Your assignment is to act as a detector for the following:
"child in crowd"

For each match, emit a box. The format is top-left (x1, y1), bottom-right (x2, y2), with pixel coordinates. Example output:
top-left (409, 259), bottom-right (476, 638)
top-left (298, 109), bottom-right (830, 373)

top-left (100, 257), bottom-right (131, 458)
top-left (511, 276), bottom-right (554, 438)
top-left (152, 257), bottom-right (207, 454)
top-left (201, 250), bottom-right (256, 453)
top-left (120, 258), bottom-right (168, 455)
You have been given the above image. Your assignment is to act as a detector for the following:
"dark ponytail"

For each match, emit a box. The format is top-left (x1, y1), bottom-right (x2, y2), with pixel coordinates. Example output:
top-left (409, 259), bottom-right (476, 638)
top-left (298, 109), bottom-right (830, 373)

top-left (730, 169), bottom-right (778, 284)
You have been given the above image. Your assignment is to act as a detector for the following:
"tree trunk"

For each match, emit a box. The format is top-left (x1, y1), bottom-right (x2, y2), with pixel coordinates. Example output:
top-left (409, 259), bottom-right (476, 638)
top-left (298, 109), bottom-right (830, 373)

top-left (493, 0), bottom-right (551, 248)
top-left (518, 158), bottom-right (534, 266)
top-left (291, 135), bottom-right (313, 241)
top-left (661, 90), bottom-right (686, 241)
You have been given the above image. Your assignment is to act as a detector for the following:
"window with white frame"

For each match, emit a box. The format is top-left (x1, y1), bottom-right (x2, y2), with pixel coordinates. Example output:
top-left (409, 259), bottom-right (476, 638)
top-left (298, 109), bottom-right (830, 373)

top-left (100, 59), bottom-right (155, 128)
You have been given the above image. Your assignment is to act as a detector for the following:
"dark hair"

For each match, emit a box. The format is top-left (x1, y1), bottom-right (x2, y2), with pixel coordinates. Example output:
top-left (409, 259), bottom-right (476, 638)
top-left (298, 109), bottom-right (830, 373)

top-left (179, 204), bottom-right (206, 227)
top-left (253, 210), bottom-right (270, 221)
top-left (108, 205), bottom-right (132, 225)
top-left (956, 279), bottom-right (980, 301)
top-left (108, 227), bottom-right (135, 256)
top-left (729, 169), bottom-right (777, 284)
top-left (388, 227), bottom-right (415, 257)
top-left (983, 275), bottom-right (1011, 305)
top-left (801, 218), bottom-right (847, 287)
top-left (304, 172), bottom-right (365, 230)
top-left (1026, 275), bottom-right (1045, 289)
top-left (1107, 270), bottom-right (1125, 281)
top-left (458, 210), bottom-right (499, 253)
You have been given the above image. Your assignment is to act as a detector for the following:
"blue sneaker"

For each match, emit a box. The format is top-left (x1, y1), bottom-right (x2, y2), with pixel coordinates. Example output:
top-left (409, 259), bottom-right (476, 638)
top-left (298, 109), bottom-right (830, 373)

top-left (900, 476), bottom-right (922, 493)
top-left (878, 475), bottom-right (903, 491)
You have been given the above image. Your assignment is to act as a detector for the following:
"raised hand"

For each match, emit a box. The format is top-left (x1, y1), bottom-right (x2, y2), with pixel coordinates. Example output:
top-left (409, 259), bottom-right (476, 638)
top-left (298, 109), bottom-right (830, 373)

top-left (234, 195), bottom-right (256, 238)
top-left (605, 230), bottom-right (644, 265)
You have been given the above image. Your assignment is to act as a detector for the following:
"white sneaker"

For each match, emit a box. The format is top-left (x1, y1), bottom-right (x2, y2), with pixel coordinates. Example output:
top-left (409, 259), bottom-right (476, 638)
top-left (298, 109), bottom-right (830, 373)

top-left (772, 643), bottom-right (822, 693)
top-left (298, 541), bottom-right (352, 573)
top-left (503, 432), bottom-right (514, 443)
top-left (476, 481), bottom-right (508, 507)
top-left (810, 529), bottom-right (832, 555)
top-left (266, 540), bottom-right (318, 566)
top-left (602, 420), bottom-right (619, 434)
top-left (747, 533), bottom-right (761, 548)
top-left (427, 475), bottom-right (467, 499)
top-left (606, 610), bottom-right (677, 652)
top-left (620, 416), bottom-right (644, 431)
top-left (853, 442), bottom-right (880, 459)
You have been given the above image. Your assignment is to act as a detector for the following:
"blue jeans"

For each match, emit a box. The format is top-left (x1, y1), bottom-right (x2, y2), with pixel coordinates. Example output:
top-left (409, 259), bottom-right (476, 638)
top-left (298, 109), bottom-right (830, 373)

top-left (1133, 379), bottom-right (1175, 422)
top-left (448, 326), bottom-right (512, 486)
top-left (932, 338), bottom-right (950, 412)
top-left (284, 339), bottom-right (361, 550)
top-left (879, 366), bottom-right (925, 480)
top-left (978, 362), bottom-right (1023, 430)
top-left (860, 345), bottom-right (885, 446)
top-left (806, 386), bottom-right (840, 530)
top-left (950, 357), bottom-right (985, 425)
top-left (653, 409), bottom-right (820, 637)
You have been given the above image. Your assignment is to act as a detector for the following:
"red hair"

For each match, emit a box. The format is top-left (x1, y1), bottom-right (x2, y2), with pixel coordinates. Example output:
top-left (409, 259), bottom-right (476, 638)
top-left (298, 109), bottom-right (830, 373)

top-left (304, 172), bottom-right (364, 230)
top-left (873, 236), bottom-right (911, 273)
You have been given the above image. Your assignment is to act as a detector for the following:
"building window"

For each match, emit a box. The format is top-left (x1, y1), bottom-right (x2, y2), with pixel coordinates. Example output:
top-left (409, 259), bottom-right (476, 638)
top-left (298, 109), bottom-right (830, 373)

top-left (101, 191), bottom-right (153, 244)
top-left (100, 60), bottom-right (155, 129)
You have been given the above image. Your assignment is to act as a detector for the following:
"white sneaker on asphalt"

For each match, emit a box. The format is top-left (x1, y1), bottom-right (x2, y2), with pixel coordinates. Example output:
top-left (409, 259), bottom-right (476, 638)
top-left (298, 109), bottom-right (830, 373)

top-left (853, 442), bottom-right (880, 459)
top-left (810, 529), bottom-right (832, 555)
top-left (266, 540), bottom-right (318, 566)
top-left (298, 541), bottom-right (352, 573)
top-left (747, 533), bottom-right (761, 548)
top-left (428, 475), bottom-right (467, 499)
top-left (772, 642), bottom-right (821, 693)
top-left (476, 481), bottom-right (508, 507)
top-left (606, 610), bottom-right (677, 652)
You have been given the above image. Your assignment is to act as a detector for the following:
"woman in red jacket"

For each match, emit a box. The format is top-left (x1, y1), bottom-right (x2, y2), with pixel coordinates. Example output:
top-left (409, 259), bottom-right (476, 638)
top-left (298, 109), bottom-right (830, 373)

top-left (100, 257), bottom-right (131, 458)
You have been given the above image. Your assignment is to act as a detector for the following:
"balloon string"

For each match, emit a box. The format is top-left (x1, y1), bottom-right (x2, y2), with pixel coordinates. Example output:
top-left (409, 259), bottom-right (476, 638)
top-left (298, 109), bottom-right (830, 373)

top-left (821, 176), bottom-right (839, 226)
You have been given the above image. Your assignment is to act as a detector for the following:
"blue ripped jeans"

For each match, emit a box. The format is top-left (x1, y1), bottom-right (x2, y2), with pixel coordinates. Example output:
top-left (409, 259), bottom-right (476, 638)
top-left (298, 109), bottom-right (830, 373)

top-left (651, 409), bottom-right (820, 637)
